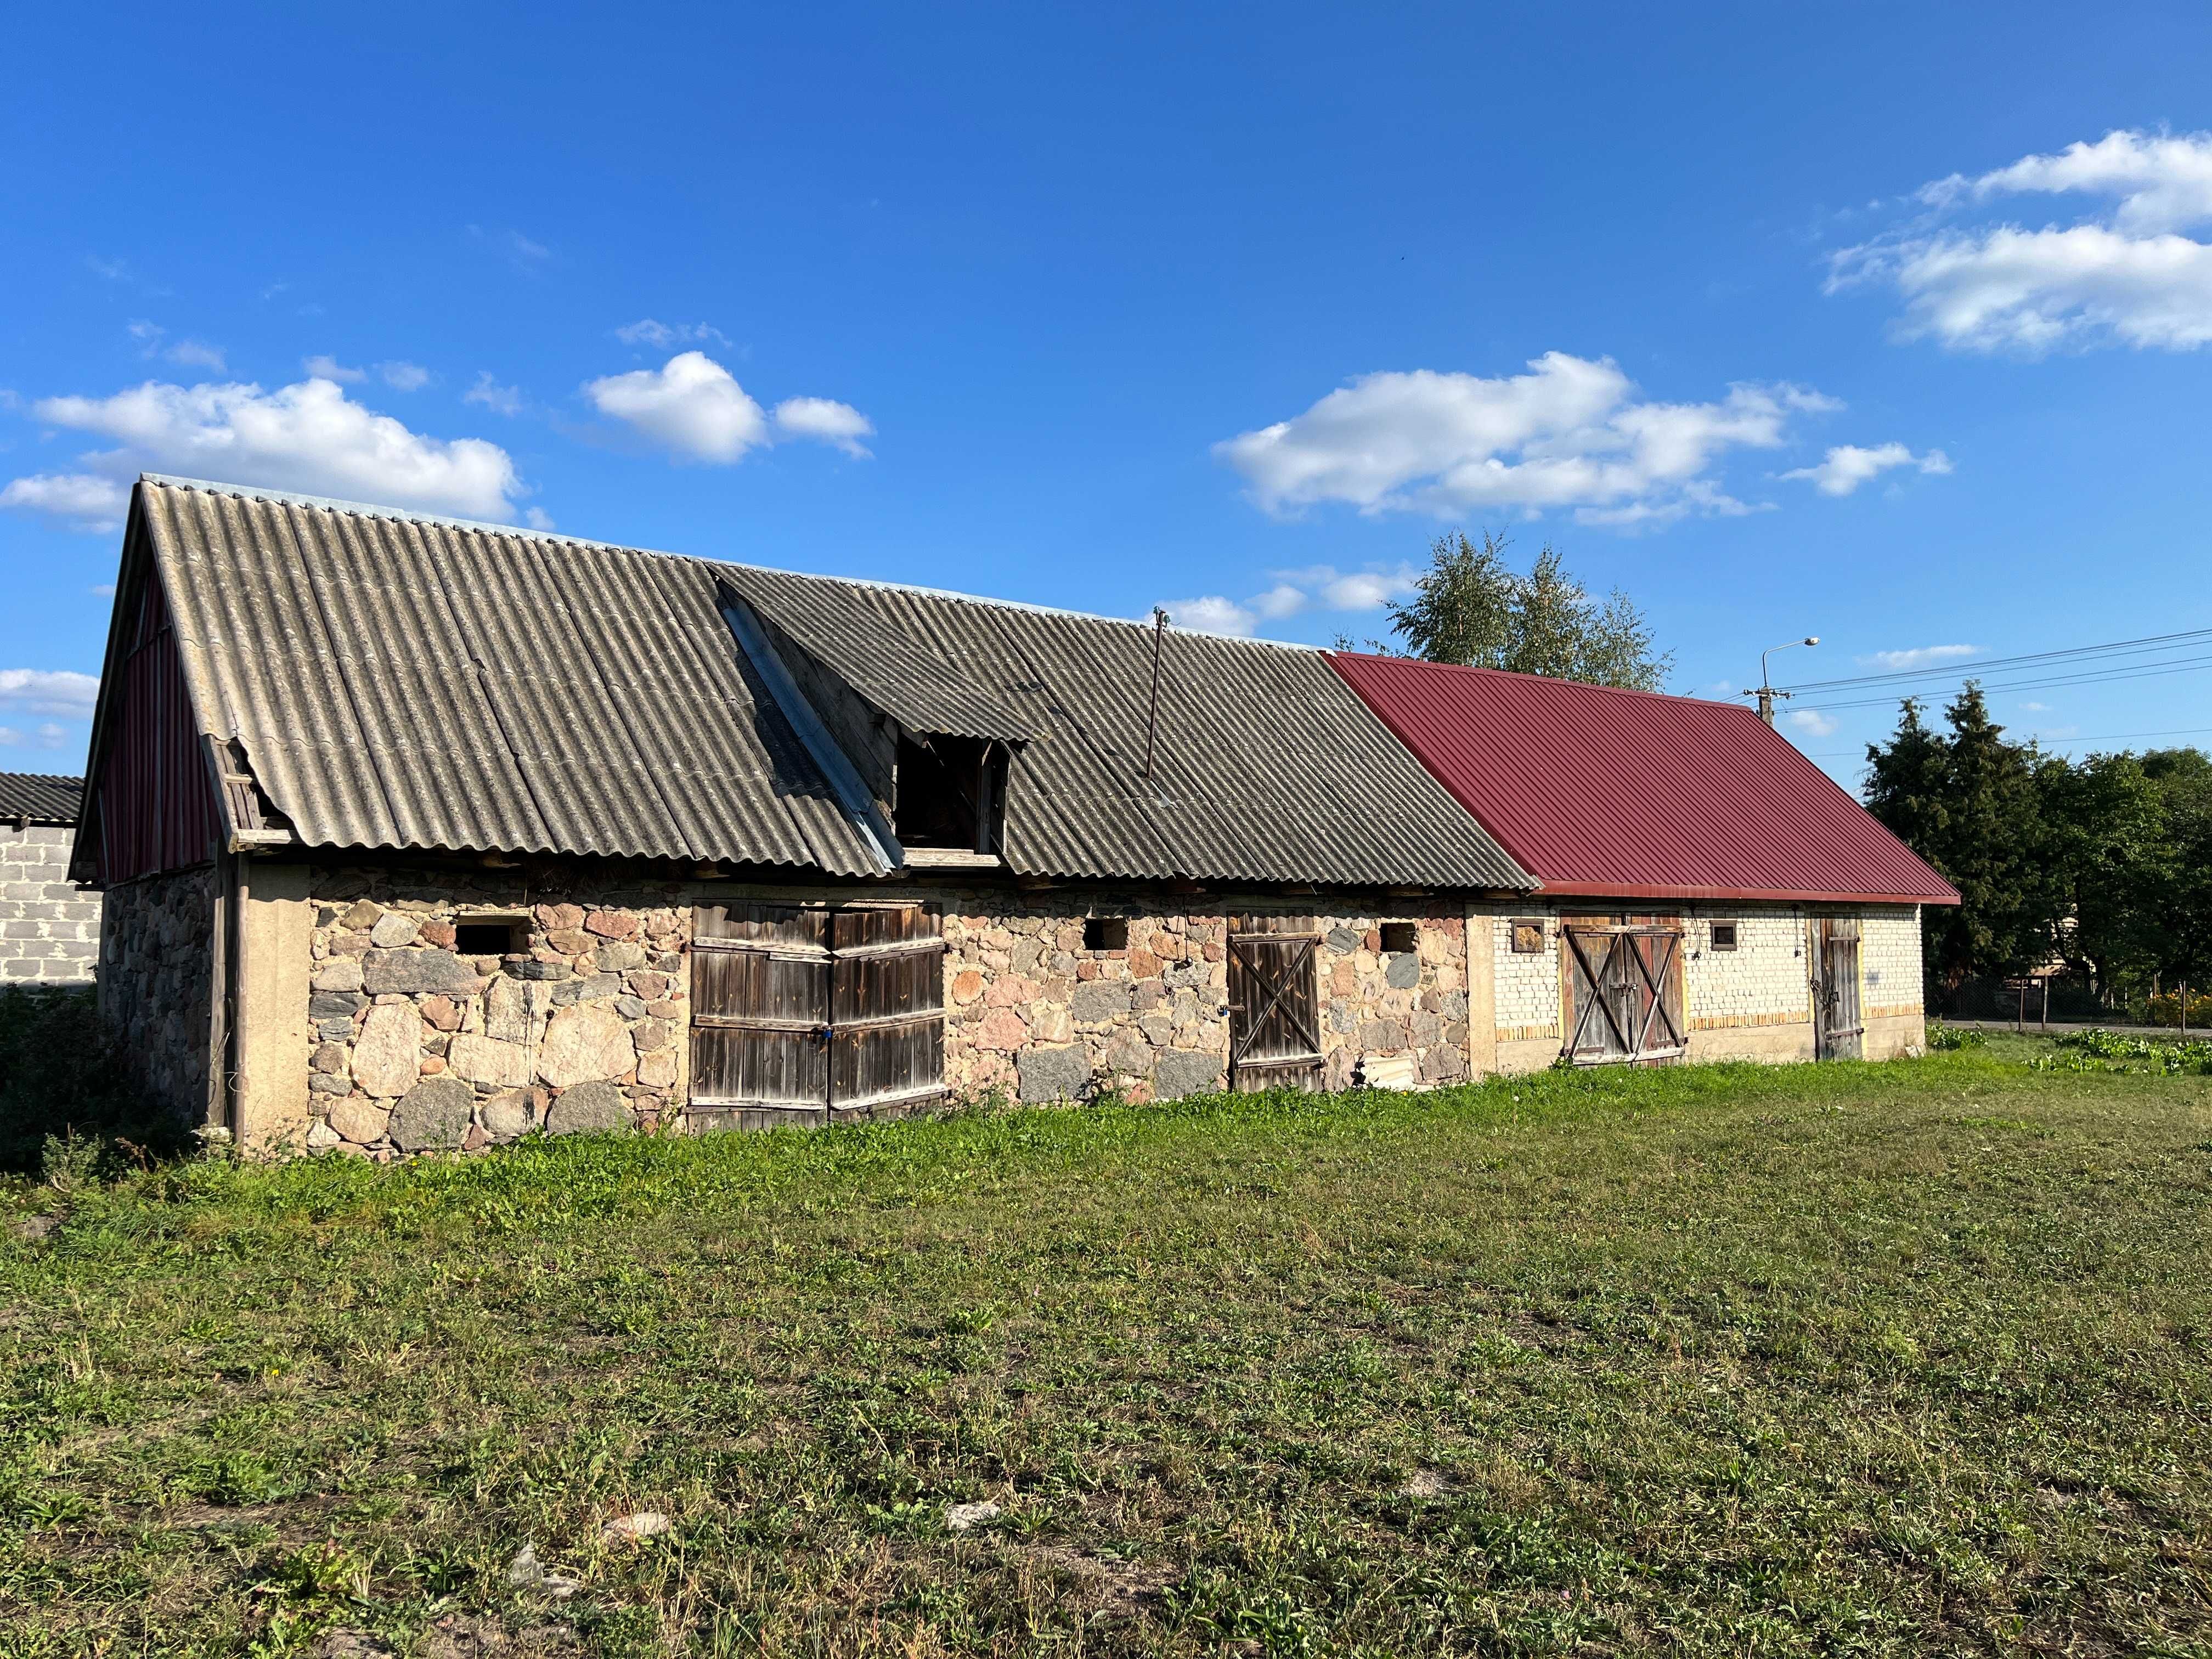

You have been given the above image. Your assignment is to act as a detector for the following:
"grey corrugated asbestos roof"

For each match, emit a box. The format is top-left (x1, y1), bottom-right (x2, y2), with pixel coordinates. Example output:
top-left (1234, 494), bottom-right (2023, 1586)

top-left (0, 773), bottom-right (82, 825)
top-left (131, 476), bottom-right (1533, 890)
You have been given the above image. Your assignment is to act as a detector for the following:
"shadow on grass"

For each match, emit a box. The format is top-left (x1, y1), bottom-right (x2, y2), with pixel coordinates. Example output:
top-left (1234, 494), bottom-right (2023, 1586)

top-left (0, 984), bottom-right (196, 1177)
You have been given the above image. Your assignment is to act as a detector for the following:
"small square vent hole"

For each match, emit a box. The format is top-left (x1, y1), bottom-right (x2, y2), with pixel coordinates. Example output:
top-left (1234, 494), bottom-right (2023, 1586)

top-left (455, 918), bottom-right (526, 957)
top-left (1084, 916), bottom-right (1128, 951)
top-left (1379, 922), bottom-right (1418, 954)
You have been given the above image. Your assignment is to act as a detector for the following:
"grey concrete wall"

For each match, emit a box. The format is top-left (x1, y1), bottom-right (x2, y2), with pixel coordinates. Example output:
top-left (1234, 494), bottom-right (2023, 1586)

top-left (0, 822), bottom-right (101, 983)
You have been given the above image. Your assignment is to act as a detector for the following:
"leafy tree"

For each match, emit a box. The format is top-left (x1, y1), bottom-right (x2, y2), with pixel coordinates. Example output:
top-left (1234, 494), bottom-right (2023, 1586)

top-left (1384, 531), bottom-right (1672, 690)
top-left (2039, 752), bottom-right (2170, 1000)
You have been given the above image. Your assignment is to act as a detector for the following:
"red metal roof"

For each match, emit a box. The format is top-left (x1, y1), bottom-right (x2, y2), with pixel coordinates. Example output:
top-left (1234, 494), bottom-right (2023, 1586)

top-left (1328, 653), bottom-right (1959, 906)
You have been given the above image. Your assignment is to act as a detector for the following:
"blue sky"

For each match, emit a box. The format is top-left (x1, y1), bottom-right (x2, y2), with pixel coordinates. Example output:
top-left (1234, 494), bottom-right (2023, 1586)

top-left (5, 2), bottom-right (2211, 788)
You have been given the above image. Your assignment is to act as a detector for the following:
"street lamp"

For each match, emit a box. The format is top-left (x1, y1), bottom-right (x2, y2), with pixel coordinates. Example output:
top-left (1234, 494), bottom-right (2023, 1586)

top-left (1745, 636), bottom-right (1819, 726)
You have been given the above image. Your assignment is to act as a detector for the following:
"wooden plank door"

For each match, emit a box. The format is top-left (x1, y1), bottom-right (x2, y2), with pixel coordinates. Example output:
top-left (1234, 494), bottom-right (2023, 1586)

top-left (1562, 918), bottom-right (1685, 1066)
top-left (828, 906), bottom-right (946, 1121)
top-left (1227, 915), bottom-right (1323, 1092)
top-left (1815, 917), bottom-right (1864, 1060)
top-left (690, 904), bottom-right (831, 1128)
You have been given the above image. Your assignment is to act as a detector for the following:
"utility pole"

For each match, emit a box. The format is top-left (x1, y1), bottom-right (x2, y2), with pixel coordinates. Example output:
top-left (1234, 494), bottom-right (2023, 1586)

top-left (1745, 636), bottom-right (1819, 725)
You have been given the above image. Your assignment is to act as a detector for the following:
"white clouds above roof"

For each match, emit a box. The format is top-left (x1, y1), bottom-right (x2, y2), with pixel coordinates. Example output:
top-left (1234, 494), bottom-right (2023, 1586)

top-left (0, 472), bottom-right (131, 532)
top-left (1215, 352), bottom-right (1838, 525)
top-left (1833, 129), bottom-right (2212, 353)
top-left (0, 668), bottom-right (101, 716)
top-left (585, 352), bottom-right (873, 465)
top-left (13, 375), bottom-right (521, 521)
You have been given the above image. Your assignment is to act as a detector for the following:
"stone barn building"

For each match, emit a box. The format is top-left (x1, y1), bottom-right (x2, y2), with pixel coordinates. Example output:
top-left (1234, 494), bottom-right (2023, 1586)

top-left (75, 476), bottom-right (1953, 1155)
top-left (0, 772), bottom-right (100, 985)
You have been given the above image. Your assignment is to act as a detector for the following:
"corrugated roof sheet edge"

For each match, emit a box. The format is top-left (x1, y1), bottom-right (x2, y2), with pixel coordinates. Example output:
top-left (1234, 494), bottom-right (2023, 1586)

top-left (137, 475), bottom-right (1322, 654)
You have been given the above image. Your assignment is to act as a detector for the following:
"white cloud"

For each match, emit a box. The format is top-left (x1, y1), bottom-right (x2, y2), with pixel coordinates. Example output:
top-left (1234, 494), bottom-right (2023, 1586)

top-left (0, 729), bottom-right (16, 746)
top-left (306, 357), bottom-right (429, 391)
top-left (772, 396), bottom-right (874, 458)
top-left (0, 669), bottom-right (101, 716)
top-left (1782, 442), bottom-right (1953, 496)
top-left (1835, 129), bottom-right (2212, 352)
top-left (24, 375), bottom-right (521, 519)
top-left (585, 353), bottom-right (875, 466)
top-left (1857, 644), bottom-right (1980, 671)
top-left (1922, 129), bottom-right (2212, 234)
top-left (615, 319), bottom-right (732, 349)
top-left (166, 339), bottom-right (227, 373)
top-left (32, 722), bottom-right (70, 749)
top-left (1250, 583), bottom-right (1308, 619)
top-left (2019, 701), bottom-right (2050, 712)
top-left (1321, 566), bottom-right (1419, 609)
top-left (1786, 709), bottom-right (1839, 737)
top-left (464, 373), bottom-right (525, 416)
top-left (130, 321), bottom-right (225, 372)
top-left (1216, 352), bottom-right (1836, 524)
top-left (1157, 596), bottom-right (1256, 636)
top-left (585, 352), bottom-right (769, 463)
top-left (523, 506), bottom-right (555, 531)
top-left (90, 583), bottom-right (116, 597)
top-left (0, 472), bottom-right (131, 532)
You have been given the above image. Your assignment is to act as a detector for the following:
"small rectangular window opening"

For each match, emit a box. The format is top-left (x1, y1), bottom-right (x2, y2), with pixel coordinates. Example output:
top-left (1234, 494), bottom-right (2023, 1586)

top-left (455, 918), bottom-right (526, 957)
top-left (1710, 921), bottom-right (1740, 952)
top-left (1510, 919), bottom-right (1545, 954)
top-left (1084, 916), bottom-right (1128, 951)
top-left (1379, 921), bottom-right (1418, 954)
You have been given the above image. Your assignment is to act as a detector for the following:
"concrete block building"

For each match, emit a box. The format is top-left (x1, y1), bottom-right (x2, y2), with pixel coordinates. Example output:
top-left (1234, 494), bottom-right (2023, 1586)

top-left (0, 773), bottom-right (99, 984)
top-left (74, 476), bottom-right (1955, 1154)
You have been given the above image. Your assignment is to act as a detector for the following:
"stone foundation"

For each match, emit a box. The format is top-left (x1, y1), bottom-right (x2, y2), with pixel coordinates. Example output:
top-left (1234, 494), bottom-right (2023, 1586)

top-left (97, 866), bottom-right (217, 1125)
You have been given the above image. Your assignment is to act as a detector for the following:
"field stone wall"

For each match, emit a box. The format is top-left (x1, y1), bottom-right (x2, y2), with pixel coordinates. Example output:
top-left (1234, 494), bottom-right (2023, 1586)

top-left (97, 866), bottom-right (217, 1125)
top-left (301, 868), bottom-right (691, 1158)
top-left (942, 897), bottom-right (1469, 1104)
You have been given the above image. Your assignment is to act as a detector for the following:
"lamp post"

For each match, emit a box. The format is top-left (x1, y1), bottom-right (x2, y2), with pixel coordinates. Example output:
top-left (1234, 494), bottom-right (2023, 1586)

top-left (1745, 636), bottom-right (1819, 726)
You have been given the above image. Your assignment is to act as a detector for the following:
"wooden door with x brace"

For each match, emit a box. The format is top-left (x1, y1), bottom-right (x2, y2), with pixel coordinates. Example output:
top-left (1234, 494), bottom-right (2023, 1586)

top-left (1226, 915), bottom-right (1324, 1092)
top-left (1560, 916), bottom-right (1687, 1066)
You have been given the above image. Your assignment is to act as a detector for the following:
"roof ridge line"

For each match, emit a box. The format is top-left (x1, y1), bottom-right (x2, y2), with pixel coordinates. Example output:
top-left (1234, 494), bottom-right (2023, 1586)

top-left (136, 473), bottom-right (1320, 653)
top-left (1330, 649), bottom-right (1756, 712)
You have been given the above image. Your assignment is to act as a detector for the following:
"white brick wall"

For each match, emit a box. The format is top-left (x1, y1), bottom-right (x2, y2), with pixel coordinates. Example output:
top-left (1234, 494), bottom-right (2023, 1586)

top-left (1685, 911), bottom-right (1810, 1030)
top-left (1485, 909), bottom-right (1560, 1040)
top-left (1862, 907), bottom-right (1923, 1015)
top-left (0, 822), bottom-right (101, 983)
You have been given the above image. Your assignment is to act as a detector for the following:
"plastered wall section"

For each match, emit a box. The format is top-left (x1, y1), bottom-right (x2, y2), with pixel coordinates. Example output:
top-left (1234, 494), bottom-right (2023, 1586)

top-left (1, 823), bottom-right (100, 983)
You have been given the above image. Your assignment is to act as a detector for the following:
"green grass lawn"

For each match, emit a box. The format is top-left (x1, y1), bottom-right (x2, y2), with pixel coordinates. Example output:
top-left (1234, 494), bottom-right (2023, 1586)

top-left (4, 1051), bottom-right (2210, 1657)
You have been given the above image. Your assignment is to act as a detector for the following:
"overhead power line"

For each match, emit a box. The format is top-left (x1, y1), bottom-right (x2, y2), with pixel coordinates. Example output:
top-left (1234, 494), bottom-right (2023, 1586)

top-left (1795, 651), bottom-right (2212, 714)
top-left (1780, 625), bottom-right (2212, 696)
